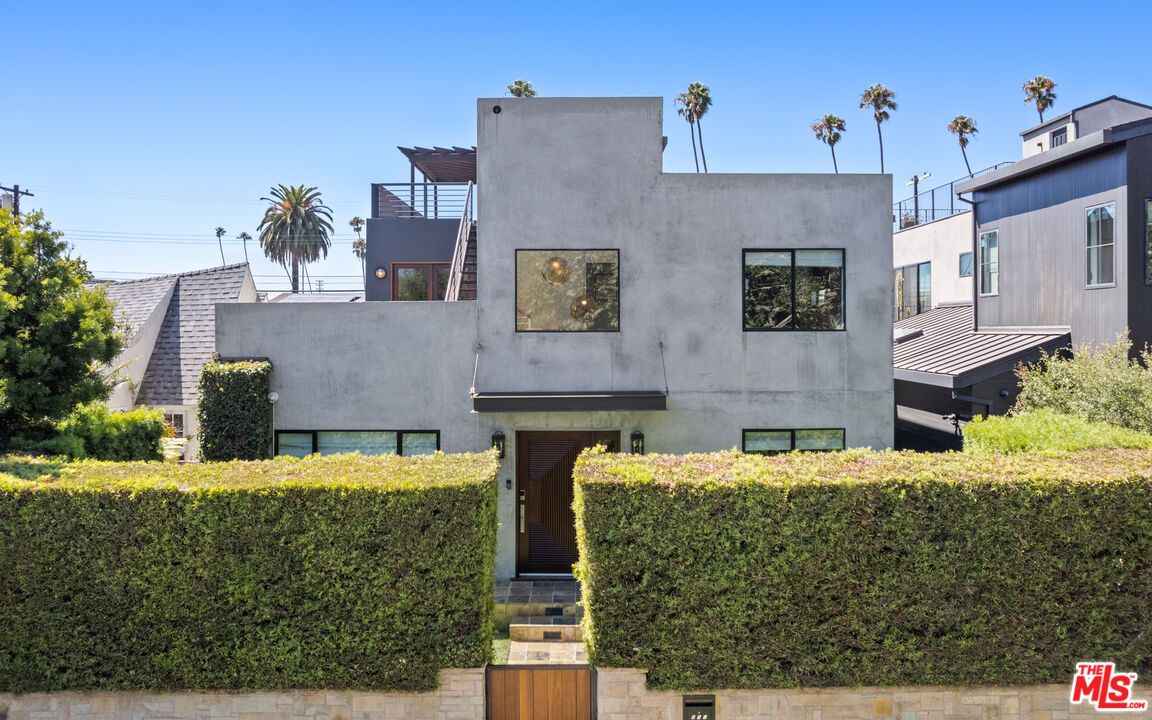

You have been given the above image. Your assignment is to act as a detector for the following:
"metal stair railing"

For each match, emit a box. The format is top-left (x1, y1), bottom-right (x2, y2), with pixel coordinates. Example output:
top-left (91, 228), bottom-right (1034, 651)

top-left (444, 181), bottom-right (474, 301)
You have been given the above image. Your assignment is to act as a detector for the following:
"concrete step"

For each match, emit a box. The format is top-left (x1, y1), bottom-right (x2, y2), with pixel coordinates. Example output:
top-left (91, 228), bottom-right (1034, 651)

top-left (509, 623), bottom-right (582, 642)
top-left (494, 603), bottom-right (581, 630)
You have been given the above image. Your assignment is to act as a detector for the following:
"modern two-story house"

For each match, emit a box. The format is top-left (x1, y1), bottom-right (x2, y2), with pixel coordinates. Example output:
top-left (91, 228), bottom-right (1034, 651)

top-left (215, 97), bottom-right (894, 580)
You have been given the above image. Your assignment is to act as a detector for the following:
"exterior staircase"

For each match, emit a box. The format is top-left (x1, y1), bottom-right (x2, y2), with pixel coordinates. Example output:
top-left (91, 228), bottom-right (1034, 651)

top-left (495, 580), bottom-right (583, 642)
top-left (458, 222), bottom-right (477, 300)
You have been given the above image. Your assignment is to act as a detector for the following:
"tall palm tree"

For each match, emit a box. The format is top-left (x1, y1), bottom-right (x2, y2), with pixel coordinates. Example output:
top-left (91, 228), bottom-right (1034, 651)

top-left (508, 80), bottom-right (536, 97)
top-left (675, 91), bottom-right (700, 172)
top-left (687, 82), bottom-right (712, 173)
top-left (257, 185), bottom-right (334, 293)
top-left (947, 116), bottom-right (979, 177)
top-left (349, 216), bottom-right (366, 282)
top-left (214, 226), bottom-right (226, 265)
top-left (1022, 76), bottom-right (1057, 122)
top-left (237, 231), bottom-right (252, 264)
top-left (859, 84), bottom-right (897, 173)
top-left (811, 115), bottom-right (846, 173)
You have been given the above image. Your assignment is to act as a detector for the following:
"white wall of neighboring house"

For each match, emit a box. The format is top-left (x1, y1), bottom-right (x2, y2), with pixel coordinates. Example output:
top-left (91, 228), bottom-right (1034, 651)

top-left (1022, 120), bottom-right (1075, 158)
top-left (892, 210), bottom-right (974, 309)
top-left (105, 284), bottom-right (176, 410)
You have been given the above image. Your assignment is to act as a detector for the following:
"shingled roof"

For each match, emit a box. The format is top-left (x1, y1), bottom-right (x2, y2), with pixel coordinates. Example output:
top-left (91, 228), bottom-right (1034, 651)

top-left (105, 264), bottom-right (254, 407)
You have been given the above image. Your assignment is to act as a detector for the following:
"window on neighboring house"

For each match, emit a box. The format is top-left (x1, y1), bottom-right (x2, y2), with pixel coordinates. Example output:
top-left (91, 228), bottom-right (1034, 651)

top-left (392, 263), bottom-right (451, 301)
top-left (959, 251), bottom-right (973, 277)
top-left (893, 261), bottom-right (930, 320)
top-left (743, 429), bottom-right (845, 454)
top-left (916, 262), bottom-right (931, 313)
top-left (163, 412), bottom-right (185, 437)
top-left (276, 430), bottom-right (440, 457)
top-left (1086, 203), bottom-right (1115, 286)
top-left (1146, 200), bottom-right (1152, 285)
top-left (1050, 128), bottom-right (1067, 148)
top-left (979, 230), bottom-right (998, 295)
top-left (744, 249), bottom-right (844, 330)
top-left (515, 250), bottom-right (620, 331)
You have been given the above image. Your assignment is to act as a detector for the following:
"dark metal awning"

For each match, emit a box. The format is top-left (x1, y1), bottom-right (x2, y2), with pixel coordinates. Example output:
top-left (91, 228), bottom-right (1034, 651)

top-left (472, 391), bottom-right (667, 413)
top-left (398, 146), bottom-right (477, 183)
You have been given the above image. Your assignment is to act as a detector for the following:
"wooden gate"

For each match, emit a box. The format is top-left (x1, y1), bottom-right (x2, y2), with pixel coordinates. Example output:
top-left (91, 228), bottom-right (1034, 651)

top-left (486, 665), bottom-right (594, 720)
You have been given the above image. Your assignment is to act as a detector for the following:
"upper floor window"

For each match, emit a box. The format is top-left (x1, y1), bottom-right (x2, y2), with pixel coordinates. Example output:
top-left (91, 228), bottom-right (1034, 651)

top-left (1050, 127), bottom-right (1067, 148)
top-left (276, 430), bottom-right (440, 457)
top-left (744, 249), bottom-right (844, 331)
top-left (979, 231), bottom-right (998, 295)
top-left (893, 261), bottom-right (930, 321)
top-left (959, 252), bottom-right (973, 278)
top-left (1086, 204), bottom-right (1115, 287)
top-left (515, 250), bottom-right (619, 331)
top-left (1146, 200), bottom-right (1152, 285)
top-left (393, 263), bottom-right (450, 301)
top-left (743, 428), bottom-right (845, 454)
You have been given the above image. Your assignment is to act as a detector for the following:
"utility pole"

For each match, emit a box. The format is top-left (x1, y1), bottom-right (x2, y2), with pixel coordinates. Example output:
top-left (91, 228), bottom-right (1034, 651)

top-left (0, 184), bottom-right (34, 217)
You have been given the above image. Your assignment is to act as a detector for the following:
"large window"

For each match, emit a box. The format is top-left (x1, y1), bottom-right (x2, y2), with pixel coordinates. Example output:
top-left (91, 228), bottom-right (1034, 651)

top-left (979, 230), bottom-right (998, 295)
top-left (744, 249), bottom-right (844, 330)
top-left (1086, 204), bottom-right (1115, 287)
top-left (743, 429), bottom-right (845, 454)
top-left (276, 430), bottom-right (439, 457)
top-left (1146, 200), bottom-right (1152, 285)
top-left (392, 263), bottom-right (450, 301)
top-left (515, 250), bottom-right (620, 331)
top-left (893, 261), bottom-right (931, 320)
top-left (959, 252), bottom-right (973, 278)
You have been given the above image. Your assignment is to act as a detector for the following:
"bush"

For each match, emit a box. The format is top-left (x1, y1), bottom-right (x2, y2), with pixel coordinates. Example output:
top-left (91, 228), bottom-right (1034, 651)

top-left (43, 402), bottom-right (166, 461)
top-left (1014, 336), bottom-right (1152, 433)
top-left (198, 357), bottom-right (273, 461)
top-left (0, 451), bottom-right (499, 692)
top-left (965, 409), bottom-right (1152, 454)
top-left (575, 449), bottom-right (1152, 690)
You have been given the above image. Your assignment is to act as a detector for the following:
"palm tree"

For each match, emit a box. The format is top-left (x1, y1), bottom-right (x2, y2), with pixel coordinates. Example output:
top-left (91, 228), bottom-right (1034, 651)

top-left (687, 82), bottom-right (712, 173)
top-left (349, 216), bottom-right (366, 281)
top-left (675, 92), bottom-right (700, 172)
top-left (947, 116), bottom-right (979, 177)
top-left (859, 84), bottom-right (897, 173)
top-left (237, 232), bottom-right (252, 264)
top-left (257, 185), bottom-right (334, 293)
top-left (811, 115), bottom-right (846, 173)
top-left (214, 226), bottom-right (226, 265)
top-left (508, 80), bottom-right (536, 97)
top-left (1022, 76), bottom-right (1057, 122)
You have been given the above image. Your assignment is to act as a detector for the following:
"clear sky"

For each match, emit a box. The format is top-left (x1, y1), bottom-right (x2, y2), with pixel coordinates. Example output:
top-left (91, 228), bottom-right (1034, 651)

top-left (6, 0), bottom-right (1152, 292)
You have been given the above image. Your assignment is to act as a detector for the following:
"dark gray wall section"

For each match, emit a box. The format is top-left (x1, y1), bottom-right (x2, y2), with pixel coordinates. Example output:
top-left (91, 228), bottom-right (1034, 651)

top-left (364, 218), bottom-right (459, 301)
top-left (974, 147), bottom-right (1126, 223)
top-left (1126, 135), bottom-right (1152, 351)
top-left (1075, 100), bottom-right (1152, 137)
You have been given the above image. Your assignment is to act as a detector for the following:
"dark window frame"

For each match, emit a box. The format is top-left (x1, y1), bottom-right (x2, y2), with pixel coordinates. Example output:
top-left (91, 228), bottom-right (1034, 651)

top-left (275, 429), bottom-right (441, 456)
top-left (742, 428), bottom-right (846, 455)
top-left (743, 248), bottom-right (846, 332)
top-left (1050, 127), bottom-right (1067, 148)
top-left (1085, 201), bottom-right (1116, 288)
top-left (391, 262), bottom-right (451, 301)
top-left (979, 229), bottom-right (999, 296)
top-left (514, 248), bottom-right (622, 333)
top-left (959, 251), bottom-right (973, 278)
top-left (1145, 198), bottom-right (1152, 286)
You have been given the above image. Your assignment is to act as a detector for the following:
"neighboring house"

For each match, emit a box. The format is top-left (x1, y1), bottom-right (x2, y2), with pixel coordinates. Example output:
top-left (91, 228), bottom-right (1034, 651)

top-left (216, 97), bottom-right (894, 581)
top-left (102, 264), bottom-right (258, 458)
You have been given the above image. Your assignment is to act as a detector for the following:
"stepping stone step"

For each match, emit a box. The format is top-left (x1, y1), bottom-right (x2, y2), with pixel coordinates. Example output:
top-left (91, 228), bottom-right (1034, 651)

top-left (494, 603), bottom-right (581, 631)
top-left (509, 622), bottom-right (582, 642)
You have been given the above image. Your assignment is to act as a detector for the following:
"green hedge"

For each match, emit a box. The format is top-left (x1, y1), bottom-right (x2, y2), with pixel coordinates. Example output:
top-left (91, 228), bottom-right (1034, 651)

top-left (965, 409), bottom-right (1152, 454)
top-left (198, 358), bottom-right (272, 461)
top-left (575, 448), bottom-right (1152, 690)
top-left (37, 402), bottom-right (166, 460)
top-left (0, 452), bottom-right (499, 692)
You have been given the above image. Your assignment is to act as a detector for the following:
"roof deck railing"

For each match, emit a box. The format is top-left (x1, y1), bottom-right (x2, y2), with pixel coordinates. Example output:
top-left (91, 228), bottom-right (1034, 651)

top-left (371, 181), bottom-right (472, 220)
top-left (893, 163), bottom-right (1013, 232)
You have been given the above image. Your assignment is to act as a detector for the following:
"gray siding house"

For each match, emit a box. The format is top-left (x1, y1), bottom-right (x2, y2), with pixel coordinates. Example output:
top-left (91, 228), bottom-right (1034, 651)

top-left (216, 97), bottom-right (894, 580)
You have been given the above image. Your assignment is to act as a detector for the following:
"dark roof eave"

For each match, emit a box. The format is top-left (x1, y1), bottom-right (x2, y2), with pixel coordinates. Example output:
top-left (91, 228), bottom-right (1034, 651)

top-left (472, 390), bottom-right (667, 413)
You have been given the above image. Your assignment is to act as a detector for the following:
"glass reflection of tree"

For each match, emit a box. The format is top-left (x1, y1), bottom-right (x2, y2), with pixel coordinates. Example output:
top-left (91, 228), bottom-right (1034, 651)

top-left (745, 262), bottom-right (793, 328)
top-left (583, 261), bottom-right (619, 330)
top-left (795, 265), bottom-right (842, 330)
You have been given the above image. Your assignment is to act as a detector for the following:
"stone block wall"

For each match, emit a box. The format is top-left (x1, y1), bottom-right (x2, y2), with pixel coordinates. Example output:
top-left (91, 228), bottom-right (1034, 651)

top-left (595, 669), bottom-right (1149, 720)
top-left (0, 670), bottom-right (483, 720)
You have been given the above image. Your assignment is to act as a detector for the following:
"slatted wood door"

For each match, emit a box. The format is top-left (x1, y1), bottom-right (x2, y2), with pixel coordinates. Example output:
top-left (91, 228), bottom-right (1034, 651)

top-left (516, 431), bottom-right (618, 574)
top-left (487, 665), bottom-right (594, 720)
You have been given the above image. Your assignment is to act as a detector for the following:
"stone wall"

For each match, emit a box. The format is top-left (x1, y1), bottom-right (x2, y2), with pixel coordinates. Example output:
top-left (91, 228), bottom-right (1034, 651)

top-left (0, 670), bottom-right (483, 720)
top-left (596, 669), bottom-right (1148, 720)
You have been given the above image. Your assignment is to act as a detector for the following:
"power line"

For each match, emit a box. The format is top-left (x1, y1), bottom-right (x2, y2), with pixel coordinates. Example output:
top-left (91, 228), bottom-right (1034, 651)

top-left (36, 185), bottom-right (367, 207)
top-left (0, 184), bottom-right (34, 216)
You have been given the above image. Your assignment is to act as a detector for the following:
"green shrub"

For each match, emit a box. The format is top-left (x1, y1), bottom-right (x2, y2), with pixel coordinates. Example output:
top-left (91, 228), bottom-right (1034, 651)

top-left (1014, 336), bottom-right (1152, 433)
top-left (0, 451), bottom-right (499, 692)
top-left (198, 357), bottom-right (273, 461)
top-left (965, 409), bottom-right (1152, 454)
top-left (575, 449), bottom-right (1152, 690)
top-left (44, 402), bottom-right (165, 461)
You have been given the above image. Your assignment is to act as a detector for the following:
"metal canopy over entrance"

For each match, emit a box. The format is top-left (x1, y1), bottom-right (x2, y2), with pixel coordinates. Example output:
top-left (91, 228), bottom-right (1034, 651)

top-left (473, 391), bottom-right (667, 413)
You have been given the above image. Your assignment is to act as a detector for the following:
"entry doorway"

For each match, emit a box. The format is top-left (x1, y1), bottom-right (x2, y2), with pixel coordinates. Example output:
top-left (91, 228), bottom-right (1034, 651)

top-left (515, 431), bottom-right (619, 575)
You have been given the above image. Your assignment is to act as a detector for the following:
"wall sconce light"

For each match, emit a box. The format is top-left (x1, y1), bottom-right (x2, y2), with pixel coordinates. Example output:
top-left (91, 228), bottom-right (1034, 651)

top-left (491, 430), bottom-right (506, 459)
top-left (375, 267), bottom-right (387, 279)
top-left (631, 429), bottom-right (645, 455)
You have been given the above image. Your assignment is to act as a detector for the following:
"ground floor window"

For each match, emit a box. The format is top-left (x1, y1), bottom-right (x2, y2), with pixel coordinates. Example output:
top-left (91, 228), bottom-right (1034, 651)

top-left (742, 428), bottom-right (845, 454)
top-left (276, 430), bottom-right (439, 457)
top-left (163, 412), bottom-right (185, 438)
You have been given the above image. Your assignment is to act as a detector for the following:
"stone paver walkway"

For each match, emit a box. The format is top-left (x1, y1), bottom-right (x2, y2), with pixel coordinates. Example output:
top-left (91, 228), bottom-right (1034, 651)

top-left (494, 579), bottom-right (581, 604)
top-left (507, 640), bottom-right (587, 664)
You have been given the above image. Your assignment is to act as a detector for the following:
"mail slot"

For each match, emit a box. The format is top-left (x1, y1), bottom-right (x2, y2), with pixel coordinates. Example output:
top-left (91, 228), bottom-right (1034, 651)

top-left (684, 694), bottom-right (715, 720)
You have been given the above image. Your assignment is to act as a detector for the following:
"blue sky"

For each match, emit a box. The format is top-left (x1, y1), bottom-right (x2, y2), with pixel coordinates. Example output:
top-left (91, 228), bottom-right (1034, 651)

top-left (6, 0), bottom-right (1152, 291)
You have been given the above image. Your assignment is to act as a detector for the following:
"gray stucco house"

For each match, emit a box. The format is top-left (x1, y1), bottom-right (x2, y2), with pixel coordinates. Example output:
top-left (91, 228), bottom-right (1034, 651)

top-left (216, 97), bottom-right (894, 580)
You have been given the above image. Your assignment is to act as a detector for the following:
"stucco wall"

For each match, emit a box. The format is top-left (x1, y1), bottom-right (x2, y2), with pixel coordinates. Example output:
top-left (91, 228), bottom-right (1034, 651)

top-left (363, 218), bottom-right (458, 301)
top-left (892, 211), bottom-right (974, 308)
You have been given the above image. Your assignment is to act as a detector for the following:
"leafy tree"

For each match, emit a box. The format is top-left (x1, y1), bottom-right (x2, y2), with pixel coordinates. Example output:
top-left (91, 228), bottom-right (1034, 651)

top-left (1022, 75), bottom-right (1057, 122)
top-left (0, 210), bottom-right (123, 446)
top-left (947, 115), bottom-right (979, 177)
top-left (257, 185), bottom-right (334, 293)
top-left (214, 226), bottom-right (226, 265)
top-left (507, 79), bottom-right (536, 97)
top-left (674, 91), bottom-right (700, 172)
top-left (811, 114), bottom-right (846, 173)
top-left (237, 231), bottom-right (252, 264)
top-left (859, 84), bottom-right (897, 173)
top-left (349, 216), bottom-right (366, 282)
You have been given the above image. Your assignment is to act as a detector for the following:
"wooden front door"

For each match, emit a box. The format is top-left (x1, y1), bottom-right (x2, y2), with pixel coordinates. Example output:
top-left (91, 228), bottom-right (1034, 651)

top-left (516, 431), bottom-right (619, 575)
top-left (487, 665), bottom-right (594, 720)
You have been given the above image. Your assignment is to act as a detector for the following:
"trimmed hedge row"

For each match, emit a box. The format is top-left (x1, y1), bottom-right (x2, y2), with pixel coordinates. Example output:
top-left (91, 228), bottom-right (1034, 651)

top-left (575, 448), bottom-right (1152, 690)
top-left (965, 409), bottom-right (1152, 454)
top-left (198, 358), bottom-right (272, 461)
top-left (40, 402), bottom-right (167, 460)
top-left (0, 452), bottom-right (499, 692)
